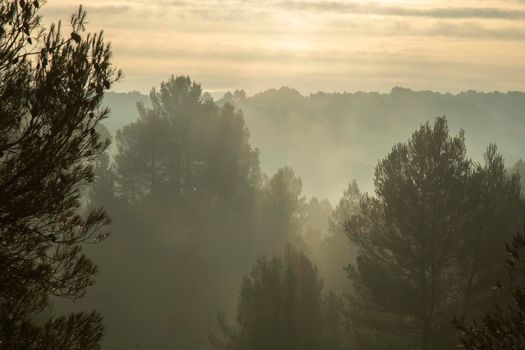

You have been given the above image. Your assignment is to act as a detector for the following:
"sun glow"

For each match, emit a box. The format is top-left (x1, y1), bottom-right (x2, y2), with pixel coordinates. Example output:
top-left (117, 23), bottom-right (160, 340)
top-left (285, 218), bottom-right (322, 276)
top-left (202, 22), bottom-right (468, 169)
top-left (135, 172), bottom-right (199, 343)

top-left (42, 0), bottom-right (525, 93)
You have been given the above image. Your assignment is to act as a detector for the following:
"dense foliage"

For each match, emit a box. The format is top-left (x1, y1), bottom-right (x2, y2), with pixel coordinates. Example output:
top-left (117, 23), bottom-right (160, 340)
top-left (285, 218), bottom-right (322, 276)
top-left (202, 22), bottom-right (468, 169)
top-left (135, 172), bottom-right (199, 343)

top-left (84, 83), bottom-right (525, 350)
top-left (84, 76), bottom-right (313, 349)
top-left (345, 117), bottom-right (523, 350)
top-left (455, 227), bottom-right (525, 349)
top-left (212, 245), bottom-right (348, 350)
top-left (0, 1), bottom-right (119, 349)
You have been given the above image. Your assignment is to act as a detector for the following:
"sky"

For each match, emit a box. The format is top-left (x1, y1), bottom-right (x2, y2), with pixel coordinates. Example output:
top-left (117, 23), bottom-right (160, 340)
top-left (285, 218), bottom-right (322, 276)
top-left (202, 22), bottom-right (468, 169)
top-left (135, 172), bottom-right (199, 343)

top-left (43, 0), bottom-right (525, 95)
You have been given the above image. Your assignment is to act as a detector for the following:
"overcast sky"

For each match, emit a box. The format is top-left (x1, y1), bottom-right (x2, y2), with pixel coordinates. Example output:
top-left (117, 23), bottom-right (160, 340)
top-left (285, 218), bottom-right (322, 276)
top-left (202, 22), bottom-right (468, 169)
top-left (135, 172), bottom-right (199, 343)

top-left (43, 0), bottom-right (525, 95)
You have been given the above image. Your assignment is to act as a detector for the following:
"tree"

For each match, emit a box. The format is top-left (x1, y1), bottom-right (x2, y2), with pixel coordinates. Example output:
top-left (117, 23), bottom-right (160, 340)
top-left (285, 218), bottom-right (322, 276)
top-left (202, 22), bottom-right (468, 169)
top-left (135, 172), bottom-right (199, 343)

top-left (259, 167), bottom-right (306, 251)
top-left (303, 197), bottom-right (332, 264)
top-left (88, 125), bottom-right (115, 208)
top-left (346, 117), bottom-right (523, 350)
top-left (511, 159), bottom-right (525, 198)
top-left (89, 76), bottom-right (265, 350)
top-left (115, 75), bottom-right (261, 204)
top-left (0, 1), bottom-right (120, 348)
top-left (319, 180), bottom-right (362, 292)
top-left (455, 227), bottom-right (525, 349)
top-left (212, 245), bottom-right (325, 350)
top-left (321, 291), bottom-right (352, 350)
top-left (457, 146), bottom-right (523, 319)
top-left (85, 76), bottom-right (321, 350)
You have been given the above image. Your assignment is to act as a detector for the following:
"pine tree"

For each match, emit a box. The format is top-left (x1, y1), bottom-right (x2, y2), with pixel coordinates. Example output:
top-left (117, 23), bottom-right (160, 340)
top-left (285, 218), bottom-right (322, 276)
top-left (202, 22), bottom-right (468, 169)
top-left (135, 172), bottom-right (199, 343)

top-left (346, 117), bottom-right (523, 350)
top-left (0, 2), bottom-right (120, 348)
top-left (212, 245), bottom-right (324, 350)
top-left (455, 227), bottom-right (525, 349)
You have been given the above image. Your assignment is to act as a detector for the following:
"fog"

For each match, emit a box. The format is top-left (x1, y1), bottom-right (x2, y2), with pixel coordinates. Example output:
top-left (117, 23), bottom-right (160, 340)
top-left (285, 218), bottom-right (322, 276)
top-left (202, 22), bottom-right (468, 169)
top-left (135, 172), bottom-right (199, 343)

top-left (56, 81), bottom-right (524, 350)
top-left (103, 88), bottom-right (525, 201)
top-left (2, 2), bottom-right (525, 350)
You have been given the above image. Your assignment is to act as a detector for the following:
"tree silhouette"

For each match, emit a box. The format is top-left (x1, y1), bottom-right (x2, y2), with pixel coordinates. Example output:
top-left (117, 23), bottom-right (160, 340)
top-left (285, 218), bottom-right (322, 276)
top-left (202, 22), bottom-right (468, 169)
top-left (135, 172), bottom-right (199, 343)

top-left (259, 167), bottom-right (306, 251)
top-left (346, 117), bottom-right (523, 350)
top-left (115, 75), bottom-right (261, 203)
top-left (319, 180), bottom-right (362, 292)
top-left (455, 227), bottom-right (525, 349)
top-left (212, 245), bottom-right (325, 350)
top-left (92, 75), bottom-right (269, 349)
top-left (511, 159), bottom-right (525, 198)
top-left (0, 1), bottom-right (120, 348)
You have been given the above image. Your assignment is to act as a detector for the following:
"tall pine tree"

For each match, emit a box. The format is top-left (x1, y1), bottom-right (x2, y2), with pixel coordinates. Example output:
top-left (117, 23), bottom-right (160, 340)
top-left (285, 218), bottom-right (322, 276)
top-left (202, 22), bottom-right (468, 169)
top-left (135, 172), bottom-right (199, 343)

top-left (346, 117), bottom-right (523, 350)
top-left (0, 2), bottom-right (120, 348)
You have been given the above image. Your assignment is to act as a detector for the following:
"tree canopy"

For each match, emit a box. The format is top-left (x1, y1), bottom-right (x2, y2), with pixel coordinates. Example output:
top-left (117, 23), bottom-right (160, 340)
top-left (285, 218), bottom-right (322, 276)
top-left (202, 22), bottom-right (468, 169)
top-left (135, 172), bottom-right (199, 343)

top-left (346, 117), bottom-right (523, 350)
top-left (212, 245), bottom-right (332, 350)
top-left (84, 76), bottom-right (314, 349)
top-left (455, 227), bottom-right (525, 349)
top-left (0, 1), bottom-right (119, 349)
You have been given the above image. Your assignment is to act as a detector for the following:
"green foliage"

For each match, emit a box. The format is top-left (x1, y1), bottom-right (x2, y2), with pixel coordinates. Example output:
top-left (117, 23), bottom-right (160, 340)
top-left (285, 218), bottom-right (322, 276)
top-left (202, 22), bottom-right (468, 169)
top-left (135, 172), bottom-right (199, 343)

top-left (511, 159), bottom-right (525, 198)
top-left (115, 75), bottom-right (261, 203)
top-left (455, 227), bottom-right (525, 349)
top-left (86, 76), bottom-right (312, 349)
top-left (85, 85), bottom-right (525, 349)
top-left (1, 312), bottom-right (104, 350)
top-left (346, 117), bottom-right (523, 350)
top-left (0, 1), bottom-right (119, 348)
top-left (321, 291), bottom-right (351, 350)
top-left (212, 245), bottom-right (347, 350)
top-left (260, 167), bottom-right (306, 250)
top-left (302, 197), bottom-right (333, 266)
top-left (318, 180), bottom-right (362, 292)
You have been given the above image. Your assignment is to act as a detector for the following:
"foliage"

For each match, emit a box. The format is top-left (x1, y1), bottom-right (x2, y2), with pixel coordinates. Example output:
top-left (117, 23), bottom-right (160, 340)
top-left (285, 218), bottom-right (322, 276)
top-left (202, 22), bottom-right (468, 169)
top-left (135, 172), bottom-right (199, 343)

top-left (345, 117), bottom-right (523, 350)
top-left (455, 227), bottom-right (525, 349)
top-left (318, 180), bottom-right (362, 292)
top-left (114, 75), bottom-right (261, 203)
top-left (0, 1), bottom-right (119, 348)
top-left (303, 197), bottom-right (333, 267)
top-left (260, 166), bottom-right (306, 251)
top-left (212, 245), bottom-right (346, 350)
top-left (511, 159), bottom-right (525, 198)
top-left (86, 76), bottom-right (311, 349)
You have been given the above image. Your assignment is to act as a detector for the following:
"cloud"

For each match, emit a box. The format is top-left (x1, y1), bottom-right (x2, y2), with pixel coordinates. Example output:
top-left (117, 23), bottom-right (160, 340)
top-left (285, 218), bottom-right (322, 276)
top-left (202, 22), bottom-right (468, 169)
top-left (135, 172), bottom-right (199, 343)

top-left (85, 5), bottom-right (131, 15)
top-left (426, 21), bottom-right (525, 39)
top-left (44, 0), bottom-right (525, 95)
top-left (282, 1), bottom-right (525, 20)
top-left (42, 4), bottom-right (131, 19)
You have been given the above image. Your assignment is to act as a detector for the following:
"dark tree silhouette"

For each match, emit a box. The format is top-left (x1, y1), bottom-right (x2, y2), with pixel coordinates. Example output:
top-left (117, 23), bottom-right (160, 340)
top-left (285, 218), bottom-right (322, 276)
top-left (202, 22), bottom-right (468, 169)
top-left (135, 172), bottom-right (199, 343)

top-left (212, 245), bottom-right (326, 350)
top-left (91, 75), bottom-right (269, 350)
top-left (0, 1), bottom-right (120, 348)
top-left (455, 227), bottom-right (525, 349)
top-left (345, 117), bottom-right (523, 350)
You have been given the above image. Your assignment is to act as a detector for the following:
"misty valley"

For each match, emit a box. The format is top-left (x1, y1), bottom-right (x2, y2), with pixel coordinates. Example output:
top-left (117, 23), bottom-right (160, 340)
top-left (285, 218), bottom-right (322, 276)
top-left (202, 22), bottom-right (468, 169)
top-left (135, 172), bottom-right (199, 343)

top-left (1, 1), bottom-right (525, 350)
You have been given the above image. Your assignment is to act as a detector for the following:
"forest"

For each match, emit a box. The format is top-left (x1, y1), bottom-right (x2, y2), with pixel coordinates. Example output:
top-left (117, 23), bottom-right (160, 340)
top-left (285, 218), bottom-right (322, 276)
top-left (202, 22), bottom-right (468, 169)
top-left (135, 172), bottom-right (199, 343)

top-left (1, 2), bottom-right (525, 350)
top-left (103, 88), bottom-right (525, 200)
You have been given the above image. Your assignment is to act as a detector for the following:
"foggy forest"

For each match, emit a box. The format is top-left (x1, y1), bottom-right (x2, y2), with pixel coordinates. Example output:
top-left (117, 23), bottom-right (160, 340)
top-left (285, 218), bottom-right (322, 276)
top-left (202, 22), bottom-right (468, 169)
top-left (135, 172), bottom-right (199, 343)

top-left (2, 1), bottom-right (525, 350)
